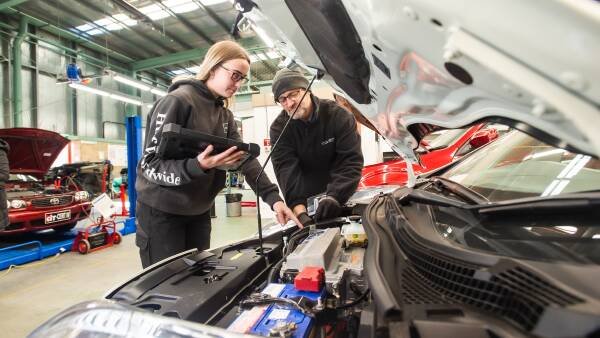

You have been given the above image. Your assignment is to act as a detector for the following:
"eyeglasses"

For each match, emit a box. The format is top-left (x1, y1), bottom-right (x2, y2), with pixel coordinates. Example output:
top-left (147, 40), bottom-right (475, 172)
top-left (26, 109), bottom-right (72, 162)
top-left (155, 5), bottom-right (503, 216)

top-left (276, 89), bottom-right (304, 105)
top-left (220, 65), bottom-right (248, 84)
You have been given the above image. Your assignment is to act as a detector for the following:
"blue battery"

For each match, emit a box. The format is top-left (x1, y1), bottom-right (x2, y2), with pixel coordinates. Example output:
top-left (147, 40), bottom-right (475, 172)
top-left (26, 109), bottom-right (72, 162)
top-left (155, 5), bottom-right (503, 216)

top-left (249, 283), bottom-right (325, 338)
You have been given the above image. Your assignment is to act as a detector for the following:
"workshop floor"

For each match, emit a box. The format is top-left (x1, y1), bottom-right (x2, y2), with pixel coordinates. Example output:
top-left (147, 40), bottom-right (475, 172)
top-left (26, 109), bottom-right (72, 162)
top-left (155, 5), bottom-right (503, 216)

top-left (0, 188), bottom-right (267, 338)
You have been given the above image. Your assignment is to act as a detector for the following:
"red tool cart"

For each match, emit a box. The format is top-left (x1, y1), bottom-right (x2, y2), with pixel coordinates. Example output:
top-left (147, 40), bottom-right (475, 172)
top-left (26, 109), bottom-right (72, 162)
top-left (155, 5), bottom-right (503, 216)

top-left (72, 217), bottom-right (122, 255)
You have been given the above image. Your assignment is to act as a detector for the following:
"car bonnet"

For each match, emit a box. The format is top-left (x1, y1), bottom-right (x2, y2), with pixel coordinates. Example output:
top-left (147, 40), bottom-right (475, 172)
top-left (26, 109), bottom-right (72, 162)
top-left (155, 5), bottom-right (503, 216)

top-left (0, 128), bottom-right (70, 177)
top-left (244, 0), bottom-right (600, 162)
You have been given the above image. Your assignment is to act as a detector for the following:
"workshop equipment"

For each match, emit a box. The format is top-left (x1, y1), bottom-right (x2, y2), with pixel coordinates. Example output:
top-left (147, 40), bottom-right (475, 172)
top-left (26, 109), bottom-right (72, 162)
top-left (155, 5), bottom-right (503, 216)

top-left (72, 218), bottom-right (121, 255)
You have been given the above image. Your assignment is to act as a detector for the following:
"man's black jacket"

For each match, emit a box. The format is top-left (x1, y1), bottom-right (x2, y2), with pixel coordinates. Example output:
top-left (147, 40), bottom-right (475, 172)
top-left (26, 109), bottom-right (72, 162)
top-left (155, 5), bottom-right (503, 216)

top-left (270, 95), bottom-right (363, 208)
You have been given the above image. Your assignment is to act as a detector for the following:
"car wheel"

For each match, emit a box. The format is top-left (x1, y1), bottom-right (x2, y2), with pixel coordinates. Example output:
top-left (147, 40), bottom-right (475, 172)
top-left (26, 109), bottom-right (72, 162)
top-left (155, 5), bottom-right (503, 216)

top-left (54, 222), bottom-right (77, 233)
top-left (113, 232), bottom-right (122, 245)
top-left (77, 239), bottom-right (90, 254)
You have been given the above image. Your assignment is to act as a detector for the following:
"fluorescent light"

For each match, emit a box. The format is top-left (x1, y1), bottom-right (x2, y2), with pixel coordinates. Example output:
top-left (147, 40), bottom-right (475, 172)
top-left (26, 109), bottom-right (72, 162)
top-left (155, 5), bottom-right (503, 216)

top-left (114, 75), bottom-right (150, 91)
top-left (555, 226), bottom-right (578, 234)
top-left (151, 88), bottom-right (167, 97)
top-left (565, 155), bottom-right (591, 179)
top-left (524, 149), bottom-right (566, 161)
top-left (110, 94), bottom-right (143, 106)
top-left (146, 104), bottom-right (154, 108)
top-left (69, 83), bottom-right (110, 96)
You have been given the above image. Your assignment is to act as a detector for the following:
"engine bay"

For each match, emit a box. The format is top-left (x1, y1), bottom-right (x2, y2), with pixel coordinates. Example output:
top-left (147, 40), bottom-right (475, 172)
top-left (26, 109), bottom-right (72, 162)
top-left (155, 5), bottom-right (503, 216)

top-left (107, 217), bottom-right (371, 338)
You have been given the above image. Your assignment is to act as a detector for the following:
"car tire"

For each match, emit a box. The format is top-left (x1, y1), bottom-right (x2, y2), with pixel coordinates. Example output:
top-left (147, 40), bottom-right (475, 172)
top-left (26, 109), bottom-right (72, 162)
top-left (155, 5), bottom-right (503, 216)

top-left (77, 239), bottom-right (90, 254)
top-left (54, 222), bottom-right (77, 233)
top-left (113, 231), bottom-right (122, 245)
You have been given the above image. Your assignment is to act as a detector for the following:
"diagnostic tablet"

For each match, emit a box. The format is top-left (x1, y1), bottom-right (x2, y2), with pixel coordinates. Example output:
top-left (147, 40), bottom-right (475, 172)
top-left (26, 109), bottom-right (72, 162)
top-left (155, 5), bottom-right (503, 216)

top-left (157, 123), bottom-right (260, 171)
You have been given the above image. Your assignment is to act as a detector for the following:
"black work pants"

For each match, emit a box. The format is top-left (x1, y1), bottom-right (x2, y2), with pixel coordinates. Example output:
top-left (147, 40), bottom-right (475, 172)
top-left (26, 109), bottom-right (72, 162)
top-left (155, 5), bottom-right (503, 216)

top-left (135, 202), bottom-right (211, 268)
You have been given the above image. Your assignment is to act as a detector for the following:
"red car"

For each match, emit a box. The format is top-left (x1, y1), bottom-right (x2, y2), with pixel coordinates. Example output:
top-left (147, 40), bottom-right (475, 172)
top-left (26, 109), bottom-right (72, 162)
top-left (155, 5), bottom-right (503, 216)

top-left (359, 124), bottom-right (502, 187)
top-left (0, 128), bottom-right (92, 235)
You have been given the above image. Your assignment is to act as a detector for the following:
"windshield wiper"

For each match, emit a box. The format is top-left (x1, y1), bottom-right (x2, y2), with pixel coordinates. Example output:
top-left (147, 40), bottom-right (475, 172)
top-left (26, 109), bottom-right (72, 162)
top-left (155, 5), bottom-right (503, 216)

top-left (397, 188), bottom-right (472, 209)
top-left (397, 185), bottom-right (600, 223)
top-left (427, 177), bottom-right (489, 205)
top-left (476, 192), bottom-right (600, 218)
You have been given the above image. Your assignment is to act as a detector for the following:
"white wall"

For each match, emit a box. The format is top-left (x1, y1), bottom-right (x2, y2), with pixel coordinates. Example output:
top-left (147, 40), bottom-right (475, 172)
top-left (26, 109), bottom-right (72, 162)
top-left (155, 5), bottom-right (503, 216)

top-left (361, 125), bottom-right (383, 166)
top-left (239, 104), bottom-right (283, 216)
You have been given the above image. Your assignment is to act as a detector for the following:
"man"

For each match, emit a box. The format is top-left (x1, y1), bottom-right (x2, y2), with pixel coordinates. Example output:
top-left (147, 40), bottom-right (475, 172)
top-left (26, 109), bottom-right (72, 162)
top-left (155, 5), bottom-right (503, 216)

top-left (269, 68), bottom-right (364, 225)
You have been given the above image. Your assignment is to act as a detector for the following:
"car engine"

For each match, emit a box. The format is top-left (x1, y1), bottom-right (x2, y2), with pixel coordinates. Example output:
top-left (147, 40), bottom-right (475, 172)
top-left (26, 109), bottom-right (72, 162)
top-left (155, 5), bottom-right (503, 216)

top-left (107, 217), bottom-right (371, 338)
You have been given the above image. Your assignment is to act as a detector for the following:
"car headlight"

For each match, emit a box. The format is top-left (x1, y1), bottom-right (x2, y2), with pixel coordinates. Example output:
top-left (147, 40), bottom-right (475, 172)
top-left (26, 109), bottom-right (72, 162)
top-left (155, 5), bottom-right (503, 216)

top-left (74, 191), bottom-right (90, 202)
top-left (10, 200), bottom-right (27, 209)
top-left (7, 200), bottom-right (10, 209)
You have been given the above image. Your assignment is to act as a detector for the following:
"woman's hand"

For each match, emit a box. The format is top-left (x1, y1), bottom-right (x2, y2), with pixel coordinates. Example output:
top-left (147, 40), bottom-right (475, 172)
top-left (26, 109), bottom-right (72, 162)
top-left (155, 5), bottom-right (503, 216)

top-left (197, 145), bottom-right (245, 170)
top-left (272, 201), bottom-right (303, 228)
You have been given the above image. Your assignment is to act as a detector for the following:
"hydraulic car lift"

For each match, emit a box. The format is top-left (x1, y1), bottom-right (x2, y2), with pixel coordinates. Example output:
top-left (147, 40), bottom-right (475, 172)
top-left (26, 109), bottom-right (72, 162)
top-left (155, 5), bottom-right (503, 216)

top-left (0, 116), bottom-right (142, 270)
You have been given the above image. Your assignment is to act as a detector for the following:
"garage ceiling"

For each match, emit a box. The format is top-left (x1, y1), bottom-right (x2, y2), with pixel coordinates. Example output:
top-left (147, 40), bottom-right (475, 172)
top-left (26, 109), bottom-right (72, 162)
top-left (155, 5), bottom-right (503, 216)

top-left (0, 0), bottom-right (281, 83)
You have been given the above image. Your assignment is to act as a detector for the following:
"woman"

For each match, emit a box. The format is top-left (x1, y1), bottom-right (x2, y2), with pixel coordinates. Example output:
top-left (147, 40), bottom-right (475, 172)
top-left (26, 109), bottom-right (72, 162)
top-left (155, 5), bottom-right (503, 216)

top-left (135, 40), bottom-right (300, 268)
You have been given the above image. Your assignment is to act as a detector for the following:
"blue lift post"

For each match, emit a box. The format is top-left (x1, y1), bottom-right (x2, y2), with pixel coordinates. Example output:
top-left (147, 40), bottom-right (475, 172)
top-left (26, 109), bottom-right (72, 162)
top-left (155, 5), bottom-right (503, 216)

top-left (122, 115), bottom-right (142, 235)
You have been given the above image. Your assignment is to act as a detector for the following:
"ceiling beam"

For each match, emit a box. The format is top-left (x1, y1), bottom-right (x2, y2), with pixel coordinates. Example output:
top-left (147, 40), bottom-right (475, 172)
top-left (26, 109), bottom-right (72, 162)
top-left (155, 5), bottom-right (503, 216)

top-left (149, 0), bottom-right (214, 44)
top-left (2, 8), bottom-right (134, 64)
top-left (80, 0), bottom-right (179, 55)
top-left (108, 0), bottom-right (195, 50)
top-left (191, 0), bottom-right (231, 35)
top-left (51, 1), bottom-right (150, 60)
top-left (0, 0), bottom-right (31, 12)
top-left (131, 36), bottom-right (262, 71)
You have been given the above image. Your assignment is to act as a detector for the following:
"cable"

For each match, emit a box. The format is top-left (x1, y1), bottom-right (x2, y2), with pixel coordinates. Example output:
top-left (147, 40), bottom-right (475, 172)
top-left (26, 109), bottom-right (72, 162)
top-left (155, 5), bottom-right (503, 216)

top-left (240, 293), bottom-right (316, 317)
top-left (336, 288), bottom-right (370, 309)
top-left (0, 250), bottom-right (65, 279)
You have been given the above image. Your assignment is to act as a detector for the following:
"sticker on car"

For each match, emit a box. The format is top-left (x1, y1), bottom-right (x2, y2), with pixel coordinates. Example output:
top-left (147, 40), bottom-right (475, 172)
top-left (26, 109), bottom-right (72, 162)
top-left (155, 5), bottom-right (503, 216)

top-left (45, 210), bottom-right (71, 224)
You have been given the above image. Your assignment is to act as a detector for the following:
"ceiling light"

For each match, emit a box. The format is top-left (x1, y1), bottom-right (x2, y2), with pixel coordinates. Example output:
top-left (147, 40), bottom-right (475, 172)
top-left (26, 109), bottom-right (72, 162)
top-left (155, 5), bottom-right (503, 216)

top-left (69, 83), bottom-right (110, 96)
top-left (151, 88), bottom-right (167, 97)
top-left (114, 75), bottom-right (150, 91)
top-left (110, 94), bottom-right (143, 106)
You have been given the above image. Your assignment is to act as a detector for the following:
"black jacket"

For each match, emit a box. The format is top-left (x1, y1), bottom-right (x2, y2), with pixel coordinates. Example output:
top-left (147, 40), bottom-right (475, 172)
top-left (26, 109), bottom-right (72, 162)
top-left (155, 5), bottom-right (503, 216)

top-left (0, 139), bottom-right (9, 230)
top-left (270, 95), bottom-right (363, 208)
top-left (136, 79), bottom-right (282, 215)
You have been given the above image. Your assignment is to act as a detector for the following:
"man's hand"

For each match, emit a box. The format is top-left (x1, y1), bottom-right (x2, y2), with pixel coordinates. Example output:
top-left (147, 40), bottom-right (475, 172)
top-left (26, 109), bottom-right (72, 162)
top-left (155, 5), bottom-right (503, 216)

top-left (314, 196), bottom-right (341, 221)
top-left (273, 201), bottom-right (303, 228)
top-left (197, 145), bottom-right (245, 170)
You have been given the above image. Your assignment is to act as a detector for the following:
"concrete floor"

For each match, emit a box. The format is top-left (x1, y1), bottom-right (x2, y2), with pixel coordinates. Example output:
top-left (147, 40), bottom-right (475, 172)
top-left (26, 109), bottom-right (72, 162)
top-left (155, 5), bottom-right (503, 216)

top-left (0, 188), bottom-right (269, 338)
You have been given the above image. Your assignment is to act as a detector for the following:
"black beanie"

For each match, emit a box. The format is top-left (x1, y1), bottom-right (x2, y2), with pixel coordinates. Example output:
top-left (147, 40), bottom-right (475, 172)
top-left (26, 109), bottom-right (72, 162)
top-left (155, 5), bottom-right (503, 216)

top-left (272, 68), bottom-right (309, 101)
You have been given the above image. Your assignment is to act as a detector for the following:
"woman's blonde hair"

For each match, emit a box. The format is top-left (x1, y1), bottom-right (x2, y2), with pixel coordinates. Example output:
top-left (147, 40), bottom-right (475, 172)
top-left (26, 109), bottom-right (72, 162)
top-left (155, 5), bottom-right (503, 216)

top-left (171, 41), bottom-right (250, 106)
top-left (196, 40), bottom-right (250, 81)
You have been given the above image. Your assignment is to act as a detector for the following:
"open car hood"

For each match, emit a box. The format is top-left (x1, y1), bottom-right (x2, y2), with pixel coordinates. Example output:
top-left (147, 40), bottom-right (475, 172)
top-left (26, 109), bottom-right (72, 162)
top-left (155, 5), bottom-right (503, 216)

top-left (0, 128), bottom-right (69, 177)
top-left (245, 0), bottom-right (600, 162)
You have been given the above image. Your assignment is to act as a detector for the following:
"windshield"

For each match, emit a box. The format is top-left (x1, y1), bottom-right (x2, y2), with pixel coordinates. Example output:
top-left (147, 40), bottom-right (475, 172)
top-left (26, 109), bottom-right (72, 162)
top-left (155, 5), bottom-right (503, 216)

top-left (422, 128), bottom-right (467, 150)
top-left (431, 130), bottom-right (600, 264)
top-left (442, 130), bottom-right (600, 201)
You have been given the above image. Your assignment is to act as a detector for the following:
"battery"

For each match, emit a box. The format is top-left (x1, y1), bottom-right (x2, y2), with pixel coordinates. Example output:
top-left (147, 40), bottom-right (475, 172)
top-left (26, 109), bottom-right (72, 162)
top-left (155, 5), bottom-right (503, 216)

top-left (228, 283), bottom-right (325, 337)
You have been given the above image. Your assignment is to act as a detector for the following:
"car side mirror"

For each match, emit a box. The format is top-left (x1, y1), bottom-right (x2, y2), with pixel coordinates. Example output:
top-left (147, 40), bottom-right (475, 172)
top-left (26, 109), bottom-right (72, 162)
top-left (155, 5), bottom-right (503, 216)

top-left (469, 128), bottom-right (499, 149)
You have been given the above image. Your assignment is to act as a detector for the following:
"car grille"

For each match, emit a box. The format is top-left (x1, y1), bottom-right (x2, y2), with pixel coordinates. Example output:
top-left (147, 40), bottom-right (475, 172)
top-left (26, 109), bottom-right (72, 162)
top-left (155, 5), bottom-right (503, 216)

top-left (31, 195), bottom-right (73, 208)
top-left (390, 212), bottom-right (583, 332)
